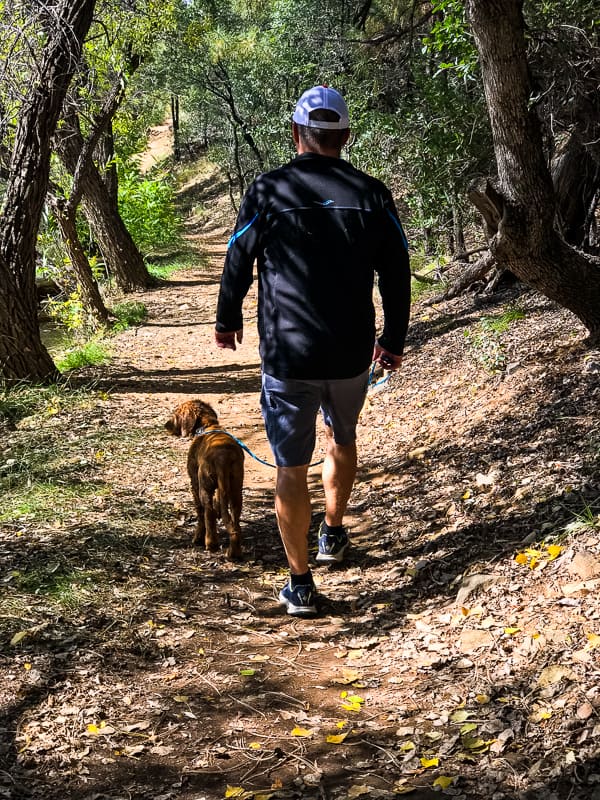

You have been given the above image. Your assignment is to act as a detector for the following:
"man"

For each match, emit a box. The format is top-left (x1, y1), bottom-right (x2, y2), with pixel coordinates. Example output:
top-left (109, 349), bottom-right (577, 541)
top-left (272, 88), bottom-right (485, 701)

top-left (215, 86), bottom-right (410, 617)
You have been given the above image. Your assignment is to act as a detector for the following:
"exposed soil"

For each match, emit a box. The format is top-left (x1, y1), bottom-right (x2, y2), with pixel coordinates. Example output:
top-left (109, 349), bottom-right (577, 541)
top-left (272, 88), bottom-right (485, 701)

top-left (1, 155), bottom-right (600, 800)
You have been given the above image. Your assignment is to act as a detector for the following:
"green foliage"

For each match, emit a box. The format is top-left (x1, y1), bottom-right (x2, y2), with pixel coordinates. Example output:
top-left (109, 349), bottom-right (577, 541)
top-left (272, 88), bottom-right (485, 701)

top-left (112, 301), bottom-right (148, 331)
top-left (146, 252), bottom-right (204, 280)
top-left (117, 161), bottom-right (181, 253)
top-left (45, 291), bottom-right (88, 333)
top-left (54, 341), bottom-right (111, 373)
top-left (464, 307), bottom-right (526, 372)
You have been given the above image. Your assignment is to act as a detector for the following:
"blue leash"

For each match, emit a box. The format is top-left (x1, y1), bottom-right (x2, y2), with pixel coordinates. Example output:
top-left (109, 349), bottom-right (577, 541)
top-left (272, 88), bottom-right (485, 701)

top-left (198, 363), bottom-right (392, 469)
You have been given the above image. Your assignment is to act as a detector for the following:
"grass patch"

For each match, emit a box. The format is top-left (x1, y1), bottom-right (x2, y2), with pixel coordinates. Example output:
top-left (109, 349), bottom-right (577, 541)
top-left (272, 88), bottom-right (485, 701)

top-left (112, 301), bottom-right (148, 331)
top-left (54, 340), bottom-right (111, 373)
top-left (0, 382), bottom-right (102, 428)
top-left (0, 481), bottom-right (104, 523)
top-left (410, 252), bottom-right (447, 302)
top-left (146, 251), bottom-right (206, 280)
top-left (464, 305), bottom-right (526, 372)
top-left (9, 565), bottom-right (99, 610)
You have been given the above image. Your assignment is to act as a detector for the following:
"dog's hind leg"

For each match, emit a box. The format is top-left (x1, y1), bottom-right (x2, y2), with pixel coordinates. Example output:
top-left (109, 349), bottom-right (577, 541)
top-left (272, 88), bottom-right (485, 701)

top-left (223, 473), bottom-right (243, 561)
top-left (201, 487), bottom-right (219, 552)
top-left (190, 469), bottom-right (205, 547)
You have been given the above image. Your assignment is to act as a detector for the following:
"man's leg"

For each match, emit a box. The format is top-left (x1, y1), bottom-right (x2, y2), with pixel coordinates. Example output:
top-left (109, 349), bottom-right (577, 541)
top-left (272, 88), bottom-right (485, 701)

top-left (275, 464), bottom-right (311, 575)
top-left (322, 425), bottom-right (357, 527)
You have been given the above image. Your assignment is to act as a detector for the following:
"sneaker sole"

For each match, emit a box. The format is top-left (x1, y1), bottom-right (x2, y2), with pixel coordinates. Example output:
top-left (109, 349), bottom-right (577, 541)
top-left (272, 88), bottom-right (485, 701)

top-left (315, 541), bottom-right (349, 564)
top-left (278, 589), bottom-right (317, 617)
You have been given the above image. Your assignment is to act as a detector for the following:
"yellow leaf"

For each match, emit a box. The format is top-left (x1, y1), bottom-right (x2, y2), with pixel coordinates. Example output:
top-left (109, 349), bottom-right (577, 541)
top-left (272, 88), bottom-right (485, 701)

top-left (24, 663), bottom-right (32, 671)
top-left (504, 627), bottom-right (520, 636)
top-left (400, 741), bottom-right (416, 752)
top-left (515, 553), bottom-right (528, 565)
top-left (225, 787), bottom-right (245, 798)
top-left (346, 694), bottom-right (365, 705)
top-left (340, 691), bottom-right (348, 699)
top-left (450, 709), bottom-right (470, 723)
top-left (173, 695), bottom-right (189, 703)
top-left (10, 630), bottom-right (29, 646)
top-left (341, 702), bottom-right (363, 712)
top-left (336, 720), bottom-right (348, 729)
top-left (585, 632), bottom-right (600, 650)
top-left (462, 489), bottom-right (471, 500)
top-left (249, 742), bottom-right (261, 750)
top-left (475, 694), bottom-right (490, 704)
top-left (433, 776), bottom-right (455, 789)
top-left (546, 545), bottom-right (562, 560)
top-left (291, 727), bottom-right (313, 737)
top-left (87, 724), bottom-right (100, 735)
top-left (529, 557), bottom-right (539, 569)
top-left (420, 757), bottom-right (439, 768)
top-left (525, 548), bottom-right (542, 558)
top-left (326, 733), bottom-right (348, 744)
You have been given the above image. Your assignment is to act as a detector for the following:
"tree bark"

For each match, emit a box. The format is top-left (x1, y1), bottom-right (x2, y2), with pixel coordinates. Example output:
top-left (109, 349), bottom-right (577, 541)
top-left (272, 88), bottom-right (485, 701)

top-left (49, 198), bottom-right (110, 324)
top-left (465, 0), bottom-right (600, 339)
top-left (0, 0), bottom-right (96, 384)
top-left (55, 116), bottom-right (154, 293)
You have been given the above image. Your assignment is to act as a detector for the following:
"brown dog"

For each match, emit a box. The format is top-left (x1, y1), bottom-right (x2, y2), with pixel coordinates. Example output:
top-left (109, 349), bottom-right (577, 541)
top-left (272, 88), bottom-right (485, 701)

top-left (165, 400), bottom-right (244, 560)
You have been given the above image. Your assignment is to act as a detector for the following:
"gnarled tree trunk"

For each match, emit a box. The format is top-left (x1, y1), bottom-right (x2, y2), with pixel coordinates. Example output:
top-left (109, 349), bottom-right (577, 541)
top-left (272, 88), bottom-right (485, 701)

top-left (465, 0), bottom-right (600, 339)
top-left (0, 0), bottom-right (96, 384)
top-left (55, 116), bottom-right (153, 293)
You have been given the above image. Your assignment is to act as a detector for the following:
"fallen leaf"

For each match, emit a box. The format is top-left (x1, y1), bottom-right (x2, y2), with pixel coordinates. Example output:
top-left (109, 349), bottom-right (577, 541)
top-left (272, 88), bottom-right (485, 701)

top-left (347, 786), bottom-right (372, 798)
top-left (225, 788), bottom-right (245, 798)
top-left (536, 665), bottom-right (577, 688)
top-left (291, 727), bottom-right (313, 737)
top-left (420, 757), bottom-right (439, 768)
top-left (326, 733), bottom-right (348, 744)
top-left (10, 631), bottom-right (29, 646)
top-left (433, 776), bottom-right (455, 789)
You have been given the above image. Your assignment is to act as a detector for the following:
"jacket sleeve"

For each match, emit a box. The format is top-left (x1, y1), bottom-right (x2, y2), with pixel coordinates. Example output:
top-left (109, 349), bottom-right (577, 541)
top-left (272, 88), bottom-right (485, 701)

top-left (216, 179), bottom-right (264, 333)
top-left (374, 189), bottom-right (411, 355)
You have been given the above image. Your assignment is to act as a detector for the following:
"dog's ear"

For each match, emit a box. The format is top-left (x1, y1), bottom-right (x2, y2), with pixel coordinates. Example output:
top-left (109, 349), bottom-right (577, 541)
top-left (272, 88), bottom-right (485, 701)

top-left (165, 414), bottom-right (181, 436)
top-left (179, 404), bottom-right (202, 437)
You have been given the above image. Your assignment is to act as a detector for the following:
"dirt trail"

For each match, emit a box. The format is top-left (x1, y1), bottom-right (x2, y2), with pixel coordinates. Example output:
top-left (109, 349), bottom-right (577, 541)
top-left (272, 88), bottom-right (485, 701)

top-left (2, 155), bottom-right (600, 800)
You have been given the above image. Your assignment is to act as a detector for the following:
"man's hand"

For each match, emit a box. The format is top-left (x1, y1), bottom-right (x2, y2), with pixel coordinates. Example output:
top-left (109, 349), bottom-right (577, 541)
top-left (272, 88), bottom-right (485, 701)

top-left (373, 340), bottom-right (402, 371)
top-left (215, 328), bottom-right (243, 351)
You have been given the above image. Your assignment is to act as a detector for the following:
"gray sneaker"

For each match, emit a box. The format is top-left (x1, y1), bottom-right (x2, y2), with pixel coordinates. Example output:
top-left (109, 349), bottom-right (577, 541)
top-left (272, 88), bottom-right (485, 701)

top-left (316, 522), bottom-right (349, 564)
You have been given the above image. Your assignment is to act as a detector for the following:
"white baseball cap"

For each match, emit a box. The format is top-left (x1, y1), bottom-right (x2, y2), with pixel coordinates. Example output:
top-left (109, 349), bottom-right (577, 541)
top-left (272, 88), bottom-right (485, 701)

top-left (292, 85), bottom-right (350, 130)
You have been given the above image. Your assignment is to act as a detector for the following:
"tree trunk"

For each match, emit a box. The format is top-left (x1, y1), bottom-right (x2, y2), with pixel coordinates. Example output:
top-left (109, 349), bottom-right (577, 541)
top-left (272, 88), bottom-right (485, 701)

top-left (96, 126), bottom-right (119, 205)
top-left (552, 131), bottom-right (600, 250)
top-left (465, 0), bottom-right (600, 339)
top-left (0, 0), bottom-right (96, 384)
top-left (50, 199), bottom-right (110, 324)
top-left (55, 119), bottom-right (154, 293)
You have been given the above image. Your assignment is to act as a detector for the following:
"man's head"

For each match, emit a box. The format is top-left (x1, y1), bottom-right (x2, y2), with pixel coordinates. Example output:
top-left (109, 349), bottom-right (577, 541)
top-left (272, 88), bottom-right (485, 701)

top-left (292, 85), bottom-right (350, 156)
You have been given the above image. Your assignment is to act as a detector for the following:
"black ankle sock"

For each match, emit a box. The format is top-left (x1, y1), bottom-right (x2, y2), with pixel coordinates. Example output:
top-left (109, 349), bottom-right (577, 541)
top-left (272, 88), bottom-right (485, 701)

top-left (322, 521), bottom-right (345, 536)
top-left (290, 570), bottom-right (313, 588)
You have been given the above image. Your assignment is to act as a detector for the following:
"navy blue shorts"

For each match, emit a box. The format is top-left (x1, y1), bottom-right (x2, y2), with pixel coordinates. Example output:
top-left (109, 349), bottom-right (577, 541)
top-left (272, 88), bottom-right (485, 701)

top-left (260, 370), bottom-right (370, 467)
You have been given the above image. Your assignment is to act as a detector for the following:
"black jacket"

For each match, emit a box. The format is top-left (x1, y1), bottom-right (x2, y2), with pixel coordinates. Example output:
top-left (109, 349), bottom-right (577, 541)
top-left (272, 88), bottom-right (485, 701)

top-left (216, 152), bottom-right (411, 380)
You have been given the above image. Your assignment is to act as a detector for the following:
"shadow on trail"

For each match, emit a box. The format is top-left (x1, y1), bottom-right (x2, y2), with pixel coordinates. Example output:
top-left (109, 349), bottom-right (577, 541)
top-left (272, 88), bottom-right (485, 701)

top-left (68, 362), bottom-right (262, 395)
